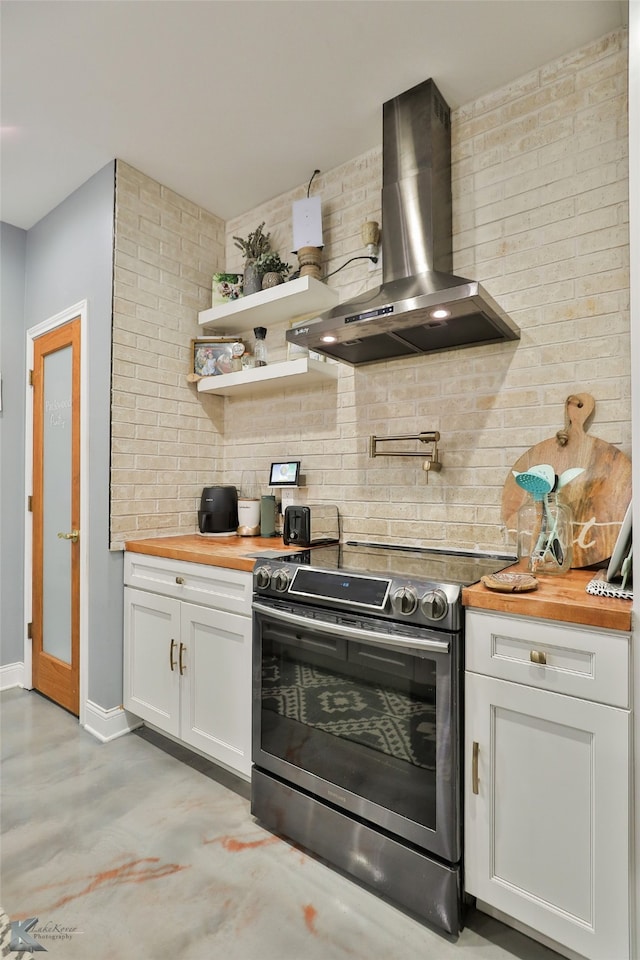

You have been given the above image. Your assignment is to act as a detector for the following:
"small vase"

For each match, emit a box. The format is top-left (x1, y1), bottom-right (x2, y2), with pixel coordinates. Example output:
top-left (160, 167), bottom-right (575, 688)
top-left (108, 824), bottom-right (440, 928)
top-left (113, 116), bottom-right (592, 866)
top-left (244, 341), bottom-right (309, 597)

top-left (243, 260), bottom-right (262, 296)
top-left (297, 245), bottom-right (323, 280)
top-left (262, 272), bottom-right (283, 289)
top-left (517, 493), bottom-right (573, 575)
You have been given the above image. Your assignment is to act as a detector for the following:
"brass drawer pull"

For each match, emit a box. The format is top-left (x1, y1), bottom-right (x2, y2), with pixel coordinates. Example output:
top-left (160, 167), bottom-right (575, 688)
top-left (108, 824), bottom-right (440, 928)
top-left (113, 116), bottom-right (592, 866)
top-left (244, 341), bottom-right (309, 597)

top-left (179, 642), bottom-right (186, 676)
top-left (472, 741), bottom-right (480, 795)
top-left (169, 639), bottom-right (177, 671)
top-left (530, 650), bottom-right (547, 665)
top-left (176, 576), bottom-right (185, 585)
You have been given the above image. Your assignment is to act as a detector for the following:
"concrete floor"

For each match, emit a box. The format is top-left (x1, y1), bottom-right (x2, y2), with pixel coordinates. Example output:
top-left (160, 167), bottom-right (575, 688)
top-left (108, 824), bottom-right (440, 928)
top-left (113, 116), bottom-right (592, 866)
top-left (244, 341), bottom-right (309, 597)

top-left (1, 688), bottom-right (563, 960)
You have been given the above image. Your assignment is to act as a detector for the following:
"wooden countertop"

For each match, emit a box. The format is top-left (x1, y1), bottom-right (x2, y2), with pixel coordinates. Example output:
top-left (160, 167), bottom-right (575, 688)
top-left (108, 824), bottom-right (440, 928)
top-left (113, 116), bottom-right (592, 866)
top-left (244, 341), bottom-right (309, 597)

top-left (125, 536), bottom-right (632, 632)
top-left (462, 564), bottom-right (632, 633)
top-left (124, 533), bottom-right (301, 573)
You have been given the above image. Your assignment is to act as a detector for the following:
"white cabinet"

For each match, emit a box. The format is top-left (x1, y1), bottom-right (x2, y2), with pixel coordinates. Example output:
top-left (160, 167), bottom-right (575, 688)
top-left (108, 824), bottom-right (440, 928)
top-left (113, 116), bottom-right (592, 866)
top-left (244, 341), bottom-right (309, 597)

top-left (124, 588), bottom-right (181, 737)
top-left (464, 609), bottom-right (631, 960)
top-left (180, 600), bottom-right (251, 768)
top-left (123, 553), bottom-right (252, 778)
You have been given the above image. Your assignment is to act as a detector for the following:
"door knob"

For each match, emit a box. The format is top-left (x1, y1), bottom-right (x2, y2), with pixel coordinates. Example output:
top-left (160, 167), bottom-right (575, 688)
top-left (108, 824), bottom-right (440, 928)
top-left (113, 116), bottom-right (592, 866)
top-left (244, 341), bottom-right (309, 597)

top-left (57, 529), bottom-right (80, 543)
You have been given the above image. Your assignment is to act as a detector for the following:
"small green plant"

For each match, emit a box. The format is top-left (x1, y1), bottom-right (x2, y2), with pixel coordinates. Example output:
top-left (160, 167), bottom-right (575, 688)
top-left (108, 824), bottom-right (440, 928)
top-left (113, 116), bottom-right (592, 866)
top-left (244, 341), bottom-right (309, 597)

top-left (255, 251), bottom-right (291, 279)
top-left (212, 272), bottom-right (242, 284)
top-left (233, 222), bottom-right (271, 261)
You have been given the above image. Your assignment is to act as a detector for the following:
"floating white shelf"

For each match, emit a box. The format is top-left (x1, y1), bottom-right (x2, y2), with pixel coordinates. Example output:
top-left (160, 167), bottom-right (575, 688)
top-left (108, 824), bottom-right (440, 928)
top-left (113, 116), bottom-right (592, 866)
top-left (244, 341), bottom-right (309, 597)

top-left (198, 275), bottom-right (339, 333)
top-left (196, 357), bottom-right (339, 397)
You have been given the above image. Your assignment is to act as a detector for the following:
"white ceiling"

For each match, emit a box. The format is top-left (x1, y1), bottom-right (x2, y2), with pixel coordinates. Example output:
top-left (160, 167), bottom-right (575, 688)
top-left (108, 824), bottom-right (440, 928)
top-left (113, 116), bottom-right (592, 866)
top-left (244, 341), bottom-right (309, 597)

top-left (0, 0), bottom-right (627, 231)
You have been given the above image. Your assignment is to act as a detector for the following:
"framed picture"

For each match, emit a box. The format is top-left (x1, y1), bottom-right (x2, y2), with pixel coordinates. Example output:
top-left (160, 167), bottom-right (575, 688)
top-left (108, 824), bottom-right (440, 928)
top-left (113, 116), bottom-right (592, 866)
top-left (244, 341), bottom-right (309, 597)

top-left (191, 337), bottom-right (242, 377)
top-left (211, 273), bottom-right (243, 307)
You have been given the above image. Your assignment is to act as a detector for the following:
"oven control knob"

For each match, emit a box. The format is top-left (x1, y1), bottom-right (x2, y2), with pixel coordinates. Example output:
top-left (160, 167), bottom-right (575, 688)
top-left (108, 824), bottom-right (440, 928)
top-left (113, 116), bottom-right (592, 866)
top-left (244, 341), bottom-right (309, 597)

top-left (421, 589), bottom-right (448, 621)
top-left (255, 566), bottom-right (272, 590)
top-left (392, 586), bottom-right (418, 616)
top-left (272, 569), bottom-right (290, 593)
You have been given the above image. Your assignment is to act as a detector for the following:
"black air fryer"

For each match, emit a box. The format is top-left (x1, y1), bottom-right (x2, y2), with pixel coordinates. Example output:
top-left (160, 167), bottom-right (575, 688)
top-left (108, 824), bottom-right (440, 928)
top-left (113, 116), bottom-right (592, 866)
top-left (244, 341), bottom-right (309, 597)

top-left (198, 485), bottom-right (238, 536)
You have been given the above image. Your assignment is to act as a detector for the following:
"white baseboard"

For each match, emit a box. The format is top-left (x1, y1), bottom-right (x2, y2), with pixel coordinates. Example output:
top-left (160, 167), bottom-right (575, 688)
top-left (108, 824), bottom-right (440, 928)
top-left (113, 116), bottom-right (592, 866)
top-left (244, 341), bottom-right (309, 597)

top-left (1, 674), bottom-right (141, 744)
top-left (82, 699), bottom-right (142, 743)
top-left (0, 662), bottom-right (25, 690)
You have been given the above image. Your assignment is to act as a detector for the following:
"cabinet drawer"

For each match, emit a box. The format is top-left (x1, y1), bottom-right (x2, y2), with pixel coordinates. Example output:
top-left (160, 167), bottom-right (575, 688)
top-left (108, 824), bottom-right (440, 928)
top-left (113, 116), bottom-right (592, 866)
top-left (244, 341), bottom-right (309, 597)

top-left (465, 610), bottom-right (630, 708)
top-left (124, 552), bottom-right (251, 615)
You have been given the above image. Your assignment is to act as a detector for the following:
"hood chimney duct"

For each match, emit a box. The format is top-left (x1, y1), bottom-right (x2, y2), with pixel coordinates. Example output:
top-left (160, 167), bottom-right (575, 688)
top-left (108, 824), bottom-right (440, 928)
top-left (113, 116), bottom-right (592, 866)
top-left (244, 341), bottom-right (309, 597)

top-left (286, 78), bottom-right (520, 366)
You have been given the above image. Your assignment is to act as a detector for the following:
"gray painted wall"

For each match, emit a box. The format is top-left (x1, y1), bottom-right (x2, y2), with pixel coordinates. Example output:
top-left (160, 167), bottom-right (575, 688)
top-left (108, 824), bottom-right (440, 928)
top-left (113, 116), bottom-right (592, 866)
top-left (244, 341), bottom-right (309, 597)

top-left (1, 161), bottom-right (123, 709)
top-left (0, 222), bottom-right (27, 666)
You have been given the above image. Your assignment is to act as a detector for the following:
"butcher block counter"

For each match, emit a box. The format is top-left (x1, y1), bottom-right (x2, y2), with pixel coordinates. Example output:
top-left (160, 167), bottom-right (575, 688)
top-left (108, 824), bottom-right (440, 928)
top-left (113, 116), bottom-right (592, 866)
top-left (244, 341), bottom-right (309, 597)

top-left (463, 564), bottom-right (632, 632)
top-left (124, 533), bottom-right (301, 573)
top-left (124, 536), bottom-right (632, 632)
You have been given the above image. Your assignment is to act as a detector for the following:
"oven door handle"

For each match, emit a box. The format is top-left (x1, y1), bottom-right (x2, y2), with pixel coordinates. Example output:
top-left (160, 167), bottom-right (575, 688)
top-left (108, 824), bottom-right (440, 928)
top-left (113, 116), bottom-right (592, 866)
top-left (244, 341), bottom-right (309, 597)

top-left (252, 601), bottom-right (450, 654)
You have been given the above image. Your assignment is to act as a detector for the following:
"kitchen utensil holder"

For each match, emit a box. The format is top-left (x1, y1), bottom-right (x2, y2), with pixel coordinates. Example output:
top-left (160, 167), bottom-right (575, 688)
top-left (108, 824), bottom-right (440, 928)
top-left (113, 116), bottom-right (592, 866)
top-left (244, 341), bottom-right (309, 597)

top-left (369, 431), bottom-right (442, 480)
top-left (517, 493), bottom-right (573, 575)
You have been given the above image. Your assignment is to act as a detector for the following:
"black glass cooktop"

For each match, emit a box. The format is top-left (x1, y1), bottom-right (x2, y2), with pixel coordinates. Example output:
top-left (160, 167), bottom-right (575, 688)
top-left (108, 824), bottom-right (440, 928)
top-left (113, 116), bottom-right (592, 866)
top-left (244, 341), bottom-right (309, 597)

top-left (266, 540), bottom-right (515, 588)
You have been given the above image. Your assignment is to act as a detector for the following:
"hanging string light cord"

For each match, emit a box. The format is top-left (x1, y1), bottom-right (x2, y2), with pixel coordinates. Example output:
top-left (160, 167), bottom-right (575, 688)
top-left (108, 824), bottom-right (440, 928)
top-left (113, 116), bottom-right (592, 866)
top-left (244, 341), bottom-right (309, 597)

top-left (306, 169), bottom-right (320, 197)
top-left (324, 255), bottom-right (378, 279)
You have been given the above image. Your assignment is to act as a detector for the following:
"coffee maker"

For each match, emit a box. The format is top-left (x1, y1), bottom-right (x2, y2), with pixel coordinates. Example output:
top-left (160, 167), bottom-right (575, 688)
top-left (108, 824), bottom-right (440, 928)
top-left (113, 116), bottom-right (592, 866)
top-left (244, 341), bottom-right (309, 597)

top-left (198, 485), bottom-right (238, 536)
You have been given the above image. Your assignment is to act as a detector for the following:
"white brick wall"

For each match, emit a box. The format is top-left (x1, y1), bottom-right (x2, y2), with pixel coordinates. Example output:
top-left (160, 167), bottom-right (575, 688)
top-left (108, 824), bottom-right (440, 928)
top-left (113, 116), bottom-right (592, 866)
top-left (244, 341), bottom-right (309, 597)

top-left (111, 162), bottom-right (226, 546)
top-left (221, 28), bottom-right (630, 554)
top-left (110, 28), bottom-right (630, 554)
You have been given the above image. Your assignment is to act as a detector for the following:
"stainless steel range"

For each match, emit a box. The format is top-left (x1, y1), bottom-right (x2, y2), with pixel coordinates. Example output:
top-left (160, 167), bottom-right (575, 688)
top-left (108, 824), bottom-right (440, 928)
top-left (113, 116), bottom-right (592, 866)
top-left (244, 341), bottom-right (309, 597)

top-left (251, 541), bottom-right (514, 935)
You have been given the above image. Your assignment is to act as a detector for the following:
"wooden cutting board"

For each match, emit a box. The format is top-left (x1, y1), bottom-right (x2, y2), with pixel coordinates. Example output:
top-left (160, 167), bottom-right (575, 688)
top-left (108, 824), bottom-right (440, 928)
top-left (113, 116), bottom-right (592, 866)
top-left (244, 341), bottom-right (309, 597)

top-left (501, 394), bottom-right (631, 568)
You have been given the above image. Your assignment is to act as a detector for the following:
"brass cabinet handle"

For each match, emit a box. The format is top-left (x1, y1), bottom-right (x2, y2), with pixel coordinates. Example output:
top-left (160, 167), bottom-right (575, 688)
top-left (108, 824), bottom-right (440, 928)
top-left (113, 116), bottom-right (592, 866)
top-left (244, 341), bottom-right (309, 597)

top-left (169, 639), bottom-right (177, 672)
top-left (175, 576), bottom-right (185, 585)
top-left (179, 642), bottom-right (186, 676)
top-left (57, 529), bottom-right (80, 543)
top-left (530, 650), bottom-right (547, 665)
top-left (472, 741), bottom-right (480, 795)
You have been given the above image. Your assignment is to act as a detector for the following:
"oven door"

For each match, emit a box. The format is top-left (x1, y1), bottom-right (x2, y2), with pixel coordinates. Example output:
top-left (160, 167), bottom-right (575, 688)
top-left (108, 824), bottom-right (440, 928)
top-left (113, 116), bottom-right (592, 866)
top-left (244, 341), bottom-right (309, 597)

top-left (252, 597), bottom-right (462, 864)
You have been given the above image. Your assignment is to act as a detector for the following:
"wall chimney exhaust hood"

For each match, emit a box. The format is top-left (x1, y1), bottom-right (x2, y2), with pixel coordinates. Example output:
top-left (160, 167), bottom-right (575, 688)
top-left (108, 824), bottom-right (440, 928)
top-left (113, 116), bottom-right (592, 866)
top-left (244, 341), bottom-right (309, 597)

top-left (286, 79), bottom-right (520, 366)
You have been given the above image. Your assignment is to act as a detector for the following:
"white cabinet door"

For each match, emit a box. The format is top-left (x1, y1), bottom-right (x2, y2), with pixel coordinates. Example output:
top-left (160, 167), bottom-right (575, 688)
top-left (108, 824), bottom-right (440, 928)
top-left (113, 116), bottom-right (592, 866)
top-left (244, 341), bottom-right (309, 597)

top-left (123, 587), bottom-right (181, 737)
top-left (465, 672), bottom-right (630, 960)
top-left (179, 602), bottom-right (252, 777)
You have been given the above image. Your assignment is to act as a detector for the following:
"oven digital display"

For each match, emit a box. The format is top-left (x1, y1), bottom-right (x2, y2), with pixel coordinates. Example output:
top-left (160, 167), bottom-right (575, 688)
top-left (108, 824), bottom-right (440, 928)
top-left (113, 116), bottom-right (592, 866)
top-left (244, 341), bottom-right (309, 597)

top-left (289, 568), bottom-right (390, 607)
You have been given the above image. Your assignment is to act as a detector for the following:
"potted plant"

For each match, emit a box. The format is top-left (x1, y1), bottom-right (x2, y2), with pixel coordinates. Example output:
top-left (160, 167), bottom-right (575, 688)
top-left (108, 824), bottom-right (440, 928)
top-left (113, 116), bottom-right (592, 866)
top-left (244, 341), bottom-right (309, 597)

top-left (233, 222), bottom-right (272, 295)
top-left (255, 251), bottom-right (292, 288)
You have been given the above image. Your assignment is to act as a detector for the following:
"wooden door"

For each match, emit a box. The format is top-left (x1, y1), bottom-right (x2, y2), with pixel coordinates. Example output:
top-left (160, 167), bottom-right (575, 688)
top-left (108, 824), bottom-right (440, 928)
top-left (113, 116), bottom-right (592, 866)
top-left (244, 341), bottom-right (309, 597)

top-left (31, 317), bottom-right (81, 715)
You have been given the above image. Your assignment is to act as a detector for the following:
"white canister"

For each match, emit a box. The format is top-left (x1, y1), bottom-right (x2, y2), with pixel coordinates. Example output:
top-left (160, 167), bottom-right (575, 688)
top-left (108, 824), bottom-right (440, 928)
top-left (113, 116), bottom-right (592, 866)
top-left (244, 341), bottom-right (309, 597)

top-left (237, 498), bottom-right (261, 536)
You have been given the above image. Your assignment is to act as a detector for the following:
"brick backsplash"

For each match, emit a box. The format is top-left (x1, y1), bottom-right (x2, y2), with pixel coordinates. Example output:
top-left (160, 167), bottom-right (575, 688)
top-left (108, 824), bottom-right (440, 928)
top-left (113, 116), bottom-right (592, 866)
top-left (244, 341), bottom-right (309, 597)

top-left (111, 28), bottom-right (630, 554)
top-left (111, 161), bottom-right (227, 546)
